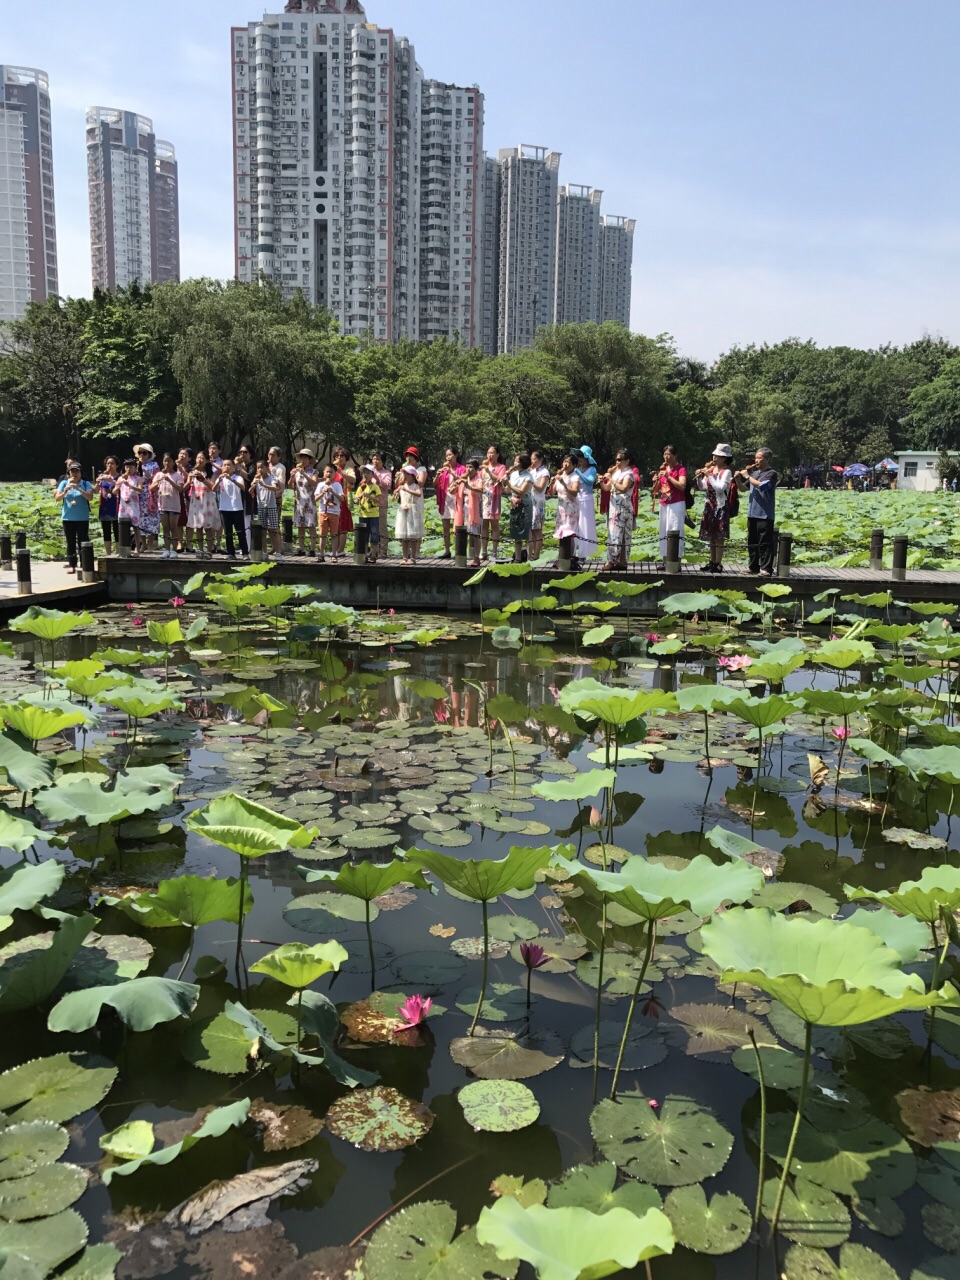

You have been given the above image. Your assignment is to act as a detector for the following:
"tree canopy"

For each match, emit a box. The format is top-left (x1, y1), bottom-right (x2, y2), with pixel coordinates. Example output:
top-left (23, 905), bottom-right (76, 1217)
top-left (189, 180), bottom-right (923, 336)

top-left (1, 279), bottom-right (955, 477)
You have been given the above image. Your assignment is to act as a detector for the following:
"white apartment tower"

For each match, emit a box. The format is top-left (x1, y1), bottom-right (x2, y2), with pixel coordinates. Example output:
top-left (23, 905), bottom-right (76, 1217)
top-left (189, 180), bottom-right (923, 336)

top-left (0, 66), bottom-right (58, 322)
top-left (233, 2), bottom-right (483, 345)
top-left (599, 215), bottom-right (635, 327)
top-left (554, 183), bottom-right (602, 324)
top-left (496, 144), bottom-right (560, 354)
top-left (86, 107), bottom-right (180, 291)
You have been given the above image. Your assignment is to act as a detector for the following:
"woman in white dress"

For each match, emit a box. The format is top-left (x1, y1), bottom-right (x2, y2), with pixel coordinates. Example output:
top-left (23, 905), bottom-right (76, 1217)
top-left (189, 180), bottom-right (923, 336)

top-left (574, 445), bottom-right (598, 561)
top-left (528, 449), bottom-right (550, 561)
top-left (394, 464), bottom-right (425, 564)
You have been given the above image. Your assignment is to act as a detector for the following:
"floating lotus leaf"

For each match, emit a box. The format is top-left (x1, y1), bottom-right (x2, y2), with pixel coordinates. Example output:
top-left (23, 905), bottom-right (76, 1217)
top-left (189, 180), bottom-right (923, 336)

top-left (451, 936), bottom-right (509, 960)
top-left (390, 950), bottom-right (466, 990)
top-left (881, 828), bottom-right (946, 851)
top-left (488, 915), bottom-right (540, 942)
top-left (476, 1199), bottom-right (675, 1280)
top-left (98, 1121), bottom-right (155, 1161)
top-left (668, 1002), bottom-right (770, 1057)
top-left (554, 853), bottom-right (763, 922)
top-left (783, 1243), bottom-right (899, 1279)
top-left (491, 1174), bottom-right (548, 1207)
top-left (569, 1019), bottom-right (667, 1071)
top-left (662, 1186), bottom-right (751, 1255)
top-left (0, 1123), bottom-right (69, 1180)
top-left (731, 1043), bottom-right (807, 1089)
top-left (283, 892), bottom-right (366, 934)
top-left (450, 1028), bottom-right (564, 1080)
top-left (301, 859), bottom-right (430, 902)
top-left (404, 845), bottom-right (554, 903)
top-left (34, 767), bottom-right (178, 826)
top-left (761, 1176), bottom-right (850, 1247)
top-left (851, 1197), bottom-right (907, 1238)
top-left (185, 793), bottom-right (318, 858)
top-left (365, 1200), bottom-right (518, 1280)
top-left (922, 1203), bottom-right (960, 1253)
top-left (0, 1209), bottom-right (88, 1275)
top-left (0, 1162), bottom-right (87, 1221)
top-left (48, 974), bottom-right (199, 1034)
top-left (0, 913), bottom-right (95, 1014)
top-left (459, 1081), bottom-right (539, 1133)
top-left (180, 1008), bottom-right (296, 1074)
top-left (106, 875), bottom-right (252, 929)
top-left (455, 983), bottom-right (527, 1023)
top-left (531, 769), bottom-right (616, 802)
top-left (767, 1114), bottom-right (916, 1198)
top-left (56, 1243), bottom-right (123, 1279)
top-left (591, 1095), bottom-right (733, 1186)
top-left (0, 860), bottom-right (62, 931)
top-left (0, 1055), bottom-right (116, 1125)
top-left (546, 1162), bottom-right (661, 1216)
top-left (324, 1085), bottom-right (433, 1153)
top-left (897, 1087), bottom-right (960, 1147)
top-left (844, 907), bottom-right (928, 961)
top-left (699, 907), bottom-right (959, 1025)
top-left (249, 1099), bottom-right (323, 1152)
top-left (250, 941), bottom-right (347, 989)
top-left (101, 1099), bottom-right (250, 1182)
top-left (846, 867), bottom-right (960, 924)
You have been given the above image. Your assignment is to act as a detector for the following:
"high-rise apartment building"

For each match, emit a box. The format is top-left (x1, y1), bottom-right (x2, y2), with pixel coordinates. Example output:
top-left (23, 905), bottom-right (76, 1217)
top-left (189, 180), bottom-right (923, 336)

top-left (233, 2), bottom-right (482, 345)
top-left (476, 153), bottom-right (500, 354)
top-left (598, 214), bottom-right (635, 327)
top-left (86, 107), bottom-right (180, 291)
top-left (496, 144), bottom-right (560, 354)
top-left (0, 65), bottom-right (57, 322)
top-left (554, 183), bottom-right (602, 325)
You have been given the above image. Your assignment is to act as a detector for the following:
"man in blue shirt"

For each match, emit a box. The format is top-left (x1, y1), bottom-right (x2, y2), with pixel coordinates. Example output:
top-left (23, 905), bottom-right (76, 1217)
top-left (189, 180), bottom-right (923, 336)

top-left (55, 463), bottom-right (94, 574)
top-left (736, 447), bottom-right (777, 576)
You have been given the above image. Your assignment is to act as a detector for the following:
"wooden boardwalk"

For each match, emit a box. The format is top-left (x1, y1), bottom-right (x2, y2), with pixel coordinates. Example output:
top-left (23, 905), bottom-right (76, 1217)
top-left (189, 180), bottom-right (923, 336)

top-left (0, 561), bottom-right (106, 623)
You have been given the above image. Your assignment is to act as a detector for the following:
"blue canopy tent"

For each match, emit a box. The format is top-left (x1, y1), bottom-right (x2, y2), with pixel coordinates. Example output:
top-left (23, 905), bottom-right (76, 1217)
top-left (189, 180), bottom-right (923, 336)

top-left (875, 457), bottom-right (899, 472)
top-left (843, 463), bottom-right (870, 477)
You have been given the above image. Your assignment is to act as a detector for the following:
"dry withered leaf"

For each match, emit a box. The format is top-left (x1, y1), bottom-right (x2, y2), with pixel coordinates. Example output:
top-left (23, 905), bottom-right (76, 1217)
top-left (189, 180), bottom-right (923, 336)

top-left (808, 754), bottom-right (830, 790)
top-left (165, 1160), bottom-right (319, 1235)
top-left (190, 1223), bottom-right (297, 1279)
top-left (372, 886), bottom-right (416, 911)
top-left (154, 1106), bottom-right (214, 1147)
top-left (106, 1221), bottom-right (187, 1280)
top-left (896, 1086), bottom-right (960, 1147)
top-left (340, 999), bottom-right (400, 1045)
top-left (280, 1246), bottom-right (367, 1280)
top-left (249, 1100), bottom-right (324, 1152)
top-left (324, 1086), bottom-right (433, 1152)
top-left (428, 923), bottom-right (456, 938)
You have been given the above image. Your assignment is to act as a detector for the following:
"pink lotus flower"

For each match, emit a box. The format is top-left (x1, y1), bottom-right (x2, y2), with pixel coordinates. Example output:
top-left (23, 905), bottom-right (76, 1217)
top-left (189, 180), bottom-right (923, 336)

top-left (170, 596), bottom-right (185, 609)
top-left (588, 806), bottom-right (604, 829)
top-left (648, 1098), bottom-right (659, 1109)
top-left (520, 942), bottom-right (548, 970)
top-left (719, 654), bottom-right (753, 671)
top-left (131, 617), bottom-right (145, 629)
top-left (395, 994), bottom-right (432, 1031)
top-left (389, 608), bottom-right (396, 616)
top-left (831, 726), bottom-right (850, 740)
top-left (645, 633), bottom-right (660, 643)
top-left (125, 603), bottom-right (137, 611)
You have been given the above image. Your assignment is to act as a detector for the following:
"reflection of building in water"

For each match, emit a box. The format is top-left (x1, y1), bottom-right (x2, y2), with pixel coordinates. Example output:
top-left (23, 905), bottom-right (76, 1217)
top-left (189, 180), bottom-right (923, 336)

top-left (245, 848), bottom-right (314, 890)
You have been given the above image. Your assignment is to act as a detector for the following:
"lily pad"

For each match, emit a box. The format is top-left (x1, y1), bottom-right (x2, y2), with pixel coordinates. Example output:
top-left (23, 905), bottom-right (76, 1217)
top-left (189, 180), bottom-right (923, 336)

top-left (0, 1123), bottom-right (69, 1179)
top-left (455, 983), bottom-right (528, 1024)
top-left (391, 951), bottom-right (467, 991)
top-left (449, 1028), bottom-right (564, 1080)
top-left (0, 1209), bottom-right (88, 1275)
top-left (761, 1176), bottom-right (851, 1247)
top-left (324, 1086), bottom-right (434, 1153)
top-left (590, 1095), bottom-right (734, 1186)
top-left (663, 1186), bottom-right (751, 1255)
top-left (0, 1162), bottom-right (88, 1221)
top-left (0, 1054), bottom-right (117, 1124)
top-left (249, 1100), bottom-right (324, 1152)
top-left (922, 1203), bottom-right (960, 1253)
top-left (851, 1197), bottom-right (907, 1238)
top-left (569, 1019), bottom-right (667, 1072)
top-left (668, 1002), bottom-right (770, 1057)
top-left (767, 1115), bottom-right (916, 1198)
top-left (546, 1162), bottom-right (662, 1216)
top-left (783, 1243), bottom-right (899, 1279)
top-left (364, 1201), bottom-right (518, 1280)
top-left (459, 1080), bottom-right (539, 1133)
top-left (897, 1087), bottom-right (960, 1148)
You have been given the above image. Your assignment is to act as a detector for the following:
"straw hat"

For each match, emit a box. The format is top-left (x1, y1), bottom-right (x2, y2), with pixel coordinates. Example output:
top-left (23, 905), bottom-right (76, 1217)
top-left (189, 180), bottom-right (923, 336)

top-left (297, 447), bottom-right (316, 460)
top-left (135, 443), bottom-right (154, 457)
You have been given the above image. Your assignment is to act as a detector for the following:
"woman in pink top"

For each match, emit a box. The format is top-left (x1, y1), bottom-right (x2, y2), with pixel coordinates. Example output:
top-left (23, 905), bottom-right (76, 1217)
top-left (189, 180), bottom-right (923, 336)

top-left (454, 457), bottom-right (484, 566)
top-left (480, 445), bottom-right (507, 562)
top-left (435, 448), bottom-right (466, 559)
top-left (655, 443), bottom-right (688, 563)
top-left (150, 453), bottom-right (185, 559)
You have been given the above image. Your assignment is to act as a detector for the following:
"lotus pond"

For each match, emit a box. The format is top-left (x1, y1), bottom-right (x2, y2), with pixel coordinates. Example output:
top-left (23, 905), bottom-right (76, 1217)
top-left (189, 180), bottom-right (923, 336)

top-left (3, 573), bottom-right (960, 1280)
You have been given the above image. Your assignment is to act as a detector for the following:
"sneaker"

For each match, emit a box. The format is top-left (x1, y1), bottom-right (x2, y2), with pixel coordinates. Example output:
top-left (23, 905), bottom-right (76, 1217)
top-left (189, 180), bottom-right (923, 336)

top-left (294, 547), bottom-right (305, 557)
top-left (169, 549), bottom-right (178, 559)
top-left (440, 550), bottom-right (451, 559)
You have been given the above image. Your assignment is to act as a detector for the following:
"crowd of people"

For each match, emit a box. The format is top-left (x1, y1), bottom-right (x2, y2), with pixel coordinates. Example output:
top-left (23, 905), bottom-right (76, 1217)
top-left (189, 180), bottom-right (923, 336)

top-left (53, 440), bottom-right (778, 575)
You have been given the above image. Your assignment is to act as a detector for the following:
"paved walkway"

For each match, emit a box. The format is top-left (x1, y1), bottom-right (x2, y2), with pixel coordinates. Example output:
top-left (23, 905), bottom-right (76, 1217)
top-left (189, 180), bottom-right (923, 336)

top-left (0, 561), bottom-right (106, 618)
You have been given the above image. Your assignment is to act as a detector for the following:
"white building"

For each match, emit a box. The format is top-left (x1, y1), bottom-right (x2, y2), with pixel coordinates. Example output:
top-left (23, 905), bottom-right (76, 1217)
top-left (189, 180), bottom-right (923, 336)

top-left (496, 144), bottom-right (560, 354)
top-left (0, 65), bottom-right (58, 322)
top-left (554, 184), bottom-right (602, 324)
top-left (895, 450), bottom-right (960, 492)
top-left (598, 214), bottom-right (634, 326)
top-left (233, 2), bottom-right (482, 345)
top-left (86, 107), bottom-right (180, 291)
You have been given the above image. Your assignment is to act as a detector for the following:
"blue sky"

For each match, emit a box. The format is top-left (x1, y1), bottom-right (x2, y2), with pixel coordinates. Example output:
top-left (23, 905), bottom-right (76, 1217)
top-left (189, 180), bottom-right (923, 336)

top-left (6, 0), bottom-right (960, 359)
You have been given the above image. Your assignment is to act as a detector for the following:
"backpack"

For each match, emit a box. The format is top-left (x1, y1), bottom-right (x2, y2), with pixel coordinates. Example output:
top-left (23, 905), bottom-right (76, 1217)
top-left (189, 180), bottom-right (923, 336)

top-left (728, 482), bottom-right (740, 518)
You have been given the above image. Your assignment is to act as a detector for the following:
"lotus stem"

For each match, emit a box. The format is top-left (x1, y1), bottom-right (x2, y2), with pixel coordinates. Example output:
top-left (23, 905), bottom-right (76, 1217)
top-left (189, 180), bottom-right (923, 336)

top-left (469, 898), bottom-right (490, 1037)
top-left (752, 726), bottom-right (762, 825)
top-left (769, 1019), bottom-right (812, 1239)
top-left (296, 986), bottom-right (304, 1052)
top-left (234, 861), bottom-right (247, 982)
top-left (644, 1261), bottom-right (653, 1280)
top-left (703, 710), bottom-right (710, 770)
top-left (748, 1027), bottom-right (767, 1231)
top-left (610, 922), bottom-right (656, 1101)
top-left (366, 898), bottom-right (377, 991)
top-left (593, 893), bottom-right (608, 1104)
top-left (525, 965), bottom-right (532, 1011)
top-left (176, 928), bottom-right (194, 982)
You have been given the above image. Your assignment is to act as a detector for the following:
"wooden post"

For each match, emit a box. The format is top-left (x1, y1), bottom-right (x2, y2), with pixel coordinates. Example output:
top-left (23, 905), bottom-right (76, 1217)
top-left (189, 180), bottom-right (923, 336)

top-left (117, 518), bottom-right (133, 558)
top-left (79, 540), bottom-right (96, 583)
top-left (282, 515), bottom-right (294, 555)
top-left (558, 534), bottom-right (574, 572)
top-left (14, 531), bottom-right (26, 552)
top-left (869, 528), bottom-right (884, 572)
top-left (0, 535), bottom-right (11, 571)
top-left (777, 532), bottom-right (793, 579)
top-left (250, 521), bottom-right (265, 563)
top-left (354, 521), bottom-right (369, 565)
top-left (15, 549), bottom-right (31, 595)
top-left (454, 527), bottom-right (468, 568)
top-left (891, 536), bottom-right (908, 582)
top-left (665, 530), bottom-right (681, 575)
